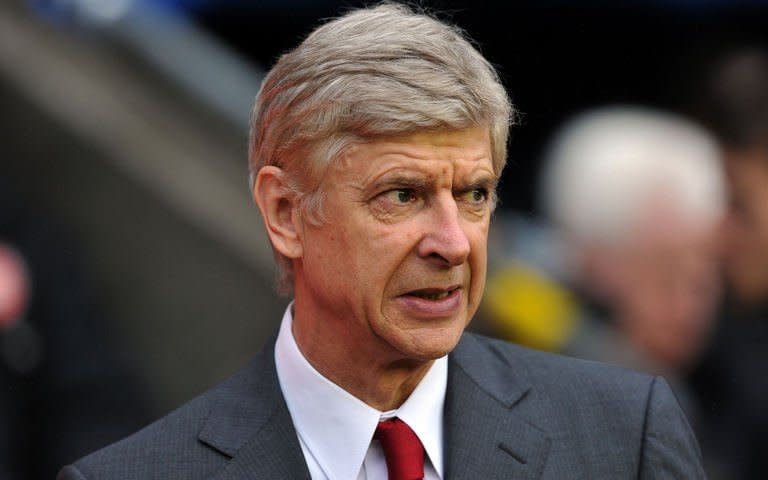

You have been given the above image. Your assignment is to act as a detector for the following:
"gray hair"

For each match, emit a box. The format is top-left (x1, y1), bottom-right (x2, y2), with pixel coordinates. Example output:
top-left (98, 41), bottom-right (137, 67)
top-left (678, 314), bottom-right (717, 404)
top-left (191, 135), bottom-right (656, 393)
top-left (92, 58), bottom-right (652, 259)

top-left (541, 106), bottom-right (725, 248)
top-left (249, 3), bottom-right (513, 293)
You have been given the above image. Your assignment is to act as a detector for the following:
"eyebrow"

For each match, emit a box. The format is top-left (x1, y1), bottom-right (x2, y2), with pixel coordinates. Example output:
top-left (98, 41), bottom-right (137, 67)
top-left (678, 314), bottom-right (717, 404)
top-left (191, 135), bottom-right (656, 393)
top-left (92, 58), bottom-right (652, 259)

top-left (370, 171), bottom-right (499, 192)
top-left (455, 174), bottom-right (499, 192)
top-left (370, 173), bottom-right (433, 191)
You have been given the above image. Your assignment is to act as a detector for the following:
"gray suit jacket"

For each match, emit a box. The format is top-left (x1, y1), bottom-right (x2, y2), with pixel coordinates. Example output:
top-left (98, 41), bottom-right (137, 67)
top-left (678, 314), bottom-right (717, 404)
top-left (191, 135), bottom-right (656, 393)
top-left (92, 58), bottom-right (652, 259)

top-left (58, 333), bottom-right (705, 479)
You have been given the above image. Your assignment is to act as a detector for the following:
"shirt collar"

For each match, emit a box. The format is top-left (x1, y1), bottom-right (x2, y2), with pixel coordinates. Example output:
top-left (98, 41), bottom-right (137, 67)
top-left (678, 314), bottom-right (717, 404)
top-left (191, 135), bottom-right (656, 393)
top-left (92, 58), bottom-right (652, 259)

top-left (275, 303), bottom-right (447, 479)
top-left (391, 346), bottom-right (446, 478)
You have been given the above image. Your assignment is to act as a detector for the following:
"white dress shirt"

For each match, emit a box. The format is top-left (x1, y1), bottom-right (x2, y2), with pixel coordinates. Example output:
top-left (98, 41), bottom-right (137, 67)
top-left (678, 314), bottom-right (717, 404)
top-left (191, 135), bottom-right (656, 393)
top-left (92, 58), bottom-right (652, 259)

top-left (275, 304), bottom-right (446, 480)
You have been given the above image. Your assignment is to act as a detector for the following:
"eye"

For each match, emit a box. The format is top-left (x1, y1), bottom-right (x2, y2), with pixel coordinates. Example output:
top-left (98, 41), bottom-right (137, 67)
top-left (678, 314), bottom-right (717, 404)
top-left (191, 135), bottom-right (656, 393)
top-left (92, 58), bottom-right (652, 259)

top-left (459, 188), bottom-right (490, 205)
top-left (383, 188), bottom-right (417, 205)
top-left (368, 187), bottom-right (422, 222)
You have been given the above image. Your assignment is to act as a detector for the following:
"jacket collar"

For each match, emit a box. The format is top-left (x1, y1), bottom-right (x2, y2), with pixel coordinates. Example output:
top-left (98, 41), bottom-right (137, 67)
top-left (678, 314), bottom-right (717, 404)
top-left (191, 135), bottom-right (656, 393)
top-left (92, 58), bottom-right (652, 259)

top-left (445, 333), bottom-right (552, 479)
top-left (197, 332), bottom-right (551, 479)
top-left (199, 339), bottom-right (310, 479)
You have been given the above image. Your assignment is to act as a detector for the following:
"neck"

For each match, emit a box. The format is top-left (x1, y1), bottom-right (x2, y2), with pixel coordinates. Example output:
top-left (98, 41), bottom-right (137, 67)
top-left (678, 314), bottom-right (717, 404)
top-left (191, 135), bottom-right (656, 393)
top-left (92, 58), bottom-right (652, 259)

top-left (291, 302), bottom-right (433, 411)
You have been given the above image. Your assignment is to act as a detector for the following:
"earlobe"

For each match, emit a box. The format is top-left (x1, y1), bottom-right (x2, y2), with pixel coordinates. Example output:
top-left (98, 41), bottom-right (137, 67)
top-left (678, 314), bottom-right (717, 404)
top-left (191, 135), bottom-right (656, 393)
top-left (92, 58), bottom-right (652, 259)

top-left (253, 166), bottom-right (304, 259)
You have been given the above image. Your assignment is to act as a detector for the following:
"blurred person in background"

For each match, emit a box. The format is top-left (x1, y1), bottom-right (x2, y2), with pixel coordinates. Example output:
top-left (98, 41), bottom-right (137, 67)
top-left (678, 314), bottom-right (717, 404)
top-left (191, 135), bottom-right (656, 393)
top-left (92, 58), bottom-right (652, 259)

top-left (688, 48), bottom-right (768, 479)
top-left (0, 183), bottom-right (149, 480)
top-left (536, 106), bottom-right (725, 414)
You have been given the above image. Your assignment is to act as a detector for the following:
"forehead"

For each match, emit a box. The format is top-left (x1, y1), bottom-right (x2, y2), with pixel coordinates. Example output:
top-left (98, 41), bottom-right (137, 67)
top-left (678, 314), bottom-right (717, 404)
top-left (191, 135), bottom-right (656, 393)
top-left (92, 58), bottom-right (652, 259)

top-left (333, 128), bottom-right (494, 180)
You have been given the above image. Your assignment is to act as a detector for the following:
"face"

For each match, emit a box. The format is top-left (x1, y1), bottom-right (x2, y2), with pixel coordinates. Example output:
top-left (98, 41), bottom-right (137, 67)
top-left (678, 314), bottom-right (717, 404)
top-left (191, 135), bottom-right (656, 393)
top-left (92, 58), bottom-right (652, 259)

top-left (721, 149), bottom-right (768, 304)
top-left (616, 212), bottom-right (721, 370)
top-left (293, 128), bottom-right (495, 364)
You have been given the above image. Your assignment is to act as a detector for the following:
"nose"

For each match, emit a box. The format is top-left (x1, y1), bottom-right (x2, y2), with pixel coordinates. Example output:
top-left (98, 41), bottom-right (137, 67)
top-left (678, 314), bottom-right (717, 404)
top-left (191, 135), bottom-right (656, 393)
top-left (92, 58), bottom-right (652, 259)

top-left (416, 194), bottom-right (471, 267)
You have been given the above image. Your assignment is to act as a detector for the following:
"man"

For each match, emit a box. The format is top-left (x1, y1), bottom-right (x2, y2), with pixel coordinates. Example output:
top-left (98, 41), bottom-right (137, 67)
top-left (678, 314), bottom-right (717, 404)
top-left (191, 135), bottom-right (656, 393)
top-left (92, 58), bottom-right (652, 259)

top-left (539, 106), bottom-right (724, 380)
top-left (59, 4), bottom-right (705, 479)
top-left (699, 51), bottom-right (768, 308)
top-left (688, 48), bottom-right (768, 479)
top-left (527, 108), bottom-right (726, 474)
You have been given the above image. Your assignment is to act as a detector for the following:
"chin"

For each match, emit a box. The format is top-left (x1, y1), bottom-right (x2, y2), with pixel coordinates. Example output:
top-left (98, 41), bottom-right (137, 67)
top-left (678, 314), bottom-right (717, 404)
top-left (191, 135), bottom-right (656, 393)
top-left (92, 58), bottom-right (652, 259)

top-left (398, 327), bottom-right (465, 361)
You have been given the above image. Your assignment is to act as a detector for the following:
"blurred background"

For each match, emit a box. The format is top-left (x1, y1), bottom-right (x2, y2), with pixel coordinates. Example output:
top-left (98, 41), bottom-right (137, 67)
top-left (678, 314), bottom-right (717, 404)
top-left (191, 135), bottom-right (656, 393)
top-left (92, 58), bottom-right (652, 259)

top-left (1, 0), bottom-right (767, 478)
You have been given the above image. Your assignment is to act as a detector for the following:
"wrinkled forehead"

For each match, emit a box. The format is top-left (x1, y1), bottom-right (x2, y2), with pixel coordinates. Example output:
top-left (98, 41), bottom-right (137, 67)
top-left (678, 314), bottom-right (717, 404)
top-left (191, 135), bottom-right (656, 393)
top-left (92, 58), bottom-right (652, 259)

top-left (330, 129), bottom-right (495, 186)
top-left (283, 128), bottom-right (496, 200)
top-left (335, 128), bottom-right (494, 170)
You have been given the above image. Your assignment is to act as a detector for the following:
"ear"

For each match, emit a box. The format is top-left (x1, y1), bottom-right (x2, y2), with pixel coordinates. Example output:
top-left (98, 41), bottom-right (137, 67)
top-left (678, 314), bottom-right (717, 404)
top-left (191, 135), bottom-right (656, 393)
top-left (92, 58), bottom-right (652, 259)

top-left (253, 166), bottom-right (304, 260)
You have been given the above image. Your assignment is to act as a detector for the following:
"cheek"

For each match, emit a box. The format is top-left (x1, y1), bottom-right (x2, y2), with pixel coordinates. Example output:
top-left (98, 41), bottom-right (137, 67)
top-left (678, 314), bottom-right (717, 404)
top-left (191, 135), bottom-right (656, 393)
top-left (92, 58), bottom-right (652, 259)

top-left (467, 226), bottom-right (490, 295)
top-left (347, 225), bottom-right (421, 293)
top-left (469, 223), bottom-right (490, 263)
top-left (303, 226), bottom-right (361, 288)
top-left (366, 225), bottom-right (420, 255)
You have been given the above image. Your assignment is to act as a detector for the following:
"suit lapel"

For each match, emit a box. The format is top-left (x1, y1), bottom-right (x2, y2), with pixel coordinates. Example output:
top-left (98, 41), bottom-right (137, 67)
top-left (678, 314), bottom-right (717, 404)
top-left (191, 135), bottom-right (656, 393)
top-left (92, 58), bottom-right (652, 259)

top-left (199, 339), bottom-right (310, 479)
top-left (210, 407), bottom-right (310, 479)
top-left (445, 334), bottom-right (551, 480)
top-left (195, 332), bottom-right (551, 479)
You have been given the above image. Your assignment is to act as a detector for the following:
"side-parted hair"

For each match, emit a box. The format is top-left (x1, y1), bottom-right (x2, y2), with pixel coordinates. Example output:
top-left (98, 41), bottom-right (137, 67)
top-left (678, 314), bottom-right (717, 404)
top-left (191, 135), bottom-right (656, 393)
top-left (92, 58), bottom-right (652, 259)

top-left (249, 2), bottom-right (514, 293)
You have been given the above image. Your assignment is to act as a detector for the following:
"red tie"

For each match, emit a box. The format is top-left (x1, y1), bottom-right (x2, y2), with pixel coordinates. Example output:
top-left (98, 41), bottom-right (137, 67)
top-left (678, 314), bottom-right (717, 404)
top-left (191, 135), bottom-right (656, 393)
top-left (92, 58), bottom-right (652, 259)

top-left (374, 418), bottom-right (425, 480)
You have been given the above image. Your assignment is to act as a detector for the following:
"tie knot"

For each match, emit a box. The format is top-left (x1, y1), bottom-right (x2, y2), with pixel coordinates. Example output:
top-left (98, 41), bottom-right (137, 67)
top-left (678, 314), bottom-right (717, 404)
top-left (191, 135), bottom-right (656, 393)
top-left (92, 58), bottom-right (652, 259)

top-left (374, 418), bottom-right (425, 480)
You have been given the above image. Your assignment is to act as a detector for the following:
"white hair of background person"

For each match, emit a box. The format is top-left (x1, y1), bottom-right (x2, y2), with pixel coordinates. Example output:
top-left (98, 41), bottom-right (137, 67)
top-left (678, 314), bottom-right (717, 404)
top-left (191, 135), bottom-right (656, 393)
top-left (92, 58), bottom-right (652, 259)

top-left (540, 106), bottom-right (725, 251)
top-left (248, 3), bottom-right (513, 294)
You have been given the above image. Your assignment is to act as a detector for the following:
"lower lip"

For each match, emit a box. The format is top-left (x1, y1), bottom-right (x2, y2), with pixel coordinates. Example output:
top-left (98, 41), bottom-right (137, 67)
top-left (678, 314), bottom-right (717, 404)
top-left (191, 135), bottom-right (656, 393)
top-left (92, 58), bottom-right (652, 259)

top-left (396, 289), bottom-right (462, 317)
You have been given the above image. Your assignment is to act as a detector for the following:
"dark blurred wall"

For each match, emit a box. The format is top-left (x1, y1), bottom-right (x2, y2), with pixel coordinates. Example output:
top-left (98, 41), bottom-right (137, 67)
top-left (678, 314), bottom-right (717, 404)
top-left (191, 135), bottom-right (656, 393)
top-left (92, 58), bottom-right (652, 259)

top-left (0, 74), bottom-right (286, 416)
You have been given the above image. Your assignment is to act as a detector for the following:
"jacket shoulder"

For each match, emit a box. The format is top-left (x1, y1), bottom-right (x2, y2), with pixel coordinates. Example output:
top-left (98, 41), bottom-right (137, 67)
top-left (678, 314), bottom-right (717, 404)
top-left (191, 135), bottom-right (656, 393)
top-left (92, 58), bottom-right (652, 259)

top-left (60, 384), bottom-right (223, 480)
top-left (454, 333), bottom-right (704, 478)
top-left (454, 333), bottom-right (659, 451)
top-left (60, 343), bottom-right (281, 480)
top-left (464, 332), bottom-right (657, 399)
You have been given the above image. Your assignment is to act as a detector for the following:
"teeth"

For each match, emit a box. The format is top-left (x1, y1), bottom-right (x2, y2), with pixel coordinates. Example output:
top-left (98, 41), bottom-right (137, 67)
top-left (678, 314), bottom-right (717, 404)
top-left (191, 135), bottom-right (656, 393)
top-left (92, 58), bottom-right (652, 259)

top-left (414, 290), bottom-right (451, 300)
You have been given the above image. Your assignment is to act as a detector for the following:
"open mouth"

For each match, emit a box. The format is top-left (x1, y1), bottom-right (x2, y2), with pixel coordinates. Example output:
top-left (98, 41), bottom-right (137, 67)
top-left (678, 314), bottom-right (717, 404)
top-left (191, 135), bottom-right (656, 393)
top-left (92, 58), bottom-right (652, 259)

top-left (397, 285), bottom-right (463, 316)
top-left (407, 286), bottom-right (459, 301)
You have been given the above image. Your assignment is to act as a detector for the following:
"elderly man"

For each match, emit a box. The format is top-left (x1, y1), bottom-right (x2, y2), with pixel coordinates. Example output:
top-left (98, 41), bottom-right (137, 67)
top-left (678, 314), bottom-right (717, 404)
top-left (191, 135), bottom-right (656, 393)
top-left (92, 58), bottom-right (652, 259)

top-left (540, 106), bottom-right (725, 377)
top-left (59, 4), bottom-right (704, 479)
